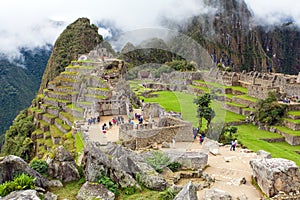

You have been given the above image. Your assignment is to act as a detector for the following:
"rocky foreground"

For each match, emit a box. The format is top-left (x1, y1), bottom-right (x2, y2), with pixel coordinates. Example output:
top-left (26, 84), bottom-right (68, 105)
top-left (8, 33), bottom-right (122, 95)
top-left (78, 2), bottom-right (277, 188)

top-left (0, 140), bottom-right (300, 200)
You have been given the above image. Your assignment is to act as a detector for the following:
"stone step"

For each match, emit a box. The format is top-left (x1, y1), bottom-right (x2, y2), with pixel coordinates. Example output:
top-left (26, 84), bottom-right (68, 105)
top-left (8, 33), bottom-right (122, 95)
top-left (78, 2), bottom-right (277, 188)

top-left (65, 65), bottom-right (96, 74)
top-left (46, 91), bottom-right (72, 101)
top-left (86, 87), bottom-right (110, 97)
top-left (42, 113), bottom-right (58, 125)
top-left (59, 112), bottom-right (74, 127)
top-left (283, 118), bottom-right (300, 131)
top-left (60, 71), bottom-right (79, 79)
top-left (37, 120), bottom-right (50, 132)
top-left (55, 86), bottom-right (75, 94)
top-left (55, 118), bottom-right (72, 133)
top-left (50, 125), bottom-right (64, 145)
top-left (86, 76), bottom-right (109, 88)
top-left (231, 95), bottom-right (257, 109)
top-left (31, 129), bottom-right (44, 141)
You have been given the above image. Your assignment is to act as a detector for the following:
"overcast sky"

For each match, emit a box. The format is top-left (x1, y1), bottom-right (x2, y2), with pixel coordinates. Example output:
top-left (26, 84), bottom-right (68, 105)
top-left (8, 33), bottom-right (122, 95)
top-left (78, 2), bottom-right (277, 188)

top-left (0, 0), bottom-right (299, 58)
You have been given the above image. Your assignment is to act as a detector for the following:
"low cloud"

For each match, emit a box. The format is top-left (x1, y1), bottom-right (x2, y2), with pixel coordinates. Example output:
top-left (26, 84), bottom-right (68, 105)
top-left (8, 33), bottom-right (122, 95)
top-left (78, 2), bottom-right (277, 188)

top-left (0, 0), bottom-right (299, 60)
top-left (245, 0), bottom-right (300, 27)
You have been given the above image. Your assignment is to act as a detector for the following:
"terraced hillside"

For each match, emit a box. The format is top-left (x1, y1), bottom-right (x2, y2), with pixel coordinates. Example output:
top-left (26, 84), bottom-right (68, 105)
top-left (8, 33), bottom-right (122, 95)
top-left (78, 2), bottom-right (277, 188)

top-left (28, 59), bottom-right (124, 158)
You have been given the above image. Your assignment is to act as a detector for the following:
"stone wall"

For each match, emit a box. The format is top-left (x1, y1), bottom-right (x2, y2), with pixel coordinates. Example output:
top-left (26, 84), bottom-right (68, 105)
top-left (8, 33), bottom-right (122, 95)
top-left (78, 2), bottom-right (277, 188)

top-left (276, 129), bottom-right (300, 146)
top-left (231, 97), bottom-right (256, 108)
top-left (223, 104), bottom-right (243, 115)
top-left (284, 120), bottom-right (300, 131)
top-left (119, 117), bottom-right (193, 149)
top-left (142, 103), bottom-right (167, 119)
top-left (250, 158), bottom-right (300, 197)
top-left (247, 84), bottom-right (279, 99)
top-left (99, 100), bottom-right (128, 116)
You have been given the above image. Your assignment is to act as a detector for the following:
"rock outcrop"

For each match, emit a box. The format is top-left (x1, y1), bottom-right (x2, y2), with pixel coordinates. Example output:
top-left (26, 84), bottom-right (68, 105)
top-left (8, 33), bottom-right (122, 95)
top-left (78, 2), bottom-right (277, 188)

top-left (2, 190), bottom-right (40, 200)
top-left (76, 181), bottom-right (115, 200)
top-left (0, 155), bottom-right (49, 188)
top-left (174, 181), bottom-right (198, 200)
top-left (165, 151), bottom-right (208, 170)
top-left (46, 146), bottom-right (80, 183)
top-left (250, 158), bottom-right (300, 197)
top-left (82, 142), bottom-right (167, 191)
top-left (202, 188), bottom-right (232, 200)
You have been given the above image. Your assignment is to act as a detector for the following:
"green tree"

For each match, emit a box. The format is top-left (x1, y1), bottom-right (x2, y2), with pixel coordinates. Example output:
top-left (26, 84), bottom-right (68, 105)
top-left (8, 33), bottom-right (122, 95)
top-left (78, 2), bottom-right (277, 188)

top-left (194, 93), bottom-right (215, 131)
top-left (255, 91), bottom-right (287, 125)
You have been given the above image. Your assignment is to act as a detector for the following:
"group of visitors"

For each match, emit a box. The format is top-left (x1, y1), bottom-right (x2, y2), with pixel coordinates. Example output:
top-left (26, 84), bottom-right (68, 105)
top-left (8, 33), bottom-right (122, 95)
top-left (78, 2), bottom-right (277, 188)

top-left (193, 127), bottom-right (206, 145)
top-left (135, 113), bottom-right (143, 124)
top-left (88, 116), bottom-right (100, 125)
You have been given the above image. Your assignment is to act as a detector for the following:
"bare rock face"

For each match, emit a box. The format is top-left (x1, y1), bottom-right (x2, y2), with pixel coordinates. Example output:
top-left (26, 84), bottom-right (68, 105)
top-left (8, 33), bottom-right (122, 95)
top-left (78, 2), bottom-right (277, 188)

top-left (2, 190), bottom-right (40, 200)
top-left (174, 181), bottom-right (198, 200)
top-left (250, 158), bottom-right (300, 197)
top-left (0, 155), bottom-right (49, 188)
top-left (76, 181), bottom-right (115, 200)
top-left (47, 146), bottom-right (80, 183)
top-left (202, 188), bottom-right (232, 200)
top-left (82, 142), bottom-right (167, 191)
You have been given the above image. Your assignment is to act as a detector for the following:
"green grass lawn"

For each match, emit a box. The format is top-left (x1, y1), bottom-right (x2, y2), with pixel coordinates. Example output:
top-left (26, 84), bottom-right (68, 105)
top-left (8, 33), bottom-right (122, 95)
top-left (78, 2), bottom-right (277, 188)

top-left (237, 124), bottom-right (300, 166)
top-left (142, 91), bottom-right (245, 127)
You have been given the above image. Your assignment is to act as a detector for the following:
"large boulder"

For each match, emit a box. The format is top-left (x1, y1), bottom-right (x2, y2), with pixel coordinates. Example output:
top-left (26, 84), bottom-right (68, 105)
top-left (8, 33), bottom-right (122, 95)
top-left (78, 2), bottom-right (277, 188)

top-left (46, 146), bottom-right (80, 183)
top-left (174, 181), bottom-right (198, 200)
top-left (202, 188), bottom-right (232, 200)
top-left (0, 155), bottom-right (49, 188)
top-left (202, 138), bottom-right (220, 155)
top-left (165, 151), bottom-right (208, 170)
top-left (250, 158), bottom-right (300, 197)
top-left (82, 142), bottom-right (167, 191)
top-left (76, 181), bottom-right (115, 200)
top-left (2, 190), bottom-right (40, 200)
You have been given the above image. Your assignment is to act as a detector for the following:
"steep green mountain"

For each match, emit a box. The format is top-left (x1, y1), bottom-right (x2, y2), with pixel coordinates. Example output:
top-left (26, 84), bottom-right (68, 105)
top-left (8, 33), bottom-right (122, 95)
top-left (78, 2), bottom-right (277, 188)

top-left (39, 17), bottom-right (103, 93)
top-left (0, 47), bottom-right (51, 136)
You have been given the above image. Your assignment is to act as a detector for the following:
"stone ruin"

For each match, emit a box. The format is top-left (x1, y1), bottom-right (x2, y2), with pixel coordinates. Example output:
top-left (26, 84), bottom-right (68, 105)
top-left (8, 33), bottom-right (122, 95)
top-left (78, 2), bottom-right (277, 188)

top-left (250, 157), bottom-right (300, 198)
top-left (118, 103), bottom-right (193, 150)
top-left (205, 69), bottom-right (300, 99)
top-left (119, 115), bottom-right (193, 150)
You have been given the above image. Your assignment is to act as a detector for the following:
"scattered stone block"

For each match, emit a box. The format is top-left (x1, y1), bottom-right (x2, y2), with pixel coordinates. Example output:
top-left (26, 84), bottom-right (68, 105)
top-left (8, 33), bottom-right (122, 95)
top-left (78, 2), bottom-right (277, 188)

top-left (250, 158), bottom-right (300, 197)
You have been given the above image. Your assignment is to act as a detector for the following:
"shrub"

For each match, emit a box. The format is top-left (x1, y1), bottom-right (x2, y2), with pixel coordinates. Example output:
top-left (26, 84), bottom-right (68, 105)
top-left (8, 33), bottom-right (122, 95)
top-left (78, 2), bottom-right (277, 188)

top-left (145, 151), bottom-right (170, 173)
top-left (98, 172), bottom-right (119, 195)
top-left (167, 162), bottom-right (182, 172)
top-left (159, 188), bottom-right (178, 200)
top-left (30, 159), bottom-right (48, 174)
top-left (0, 173), bottom-right (35, 197)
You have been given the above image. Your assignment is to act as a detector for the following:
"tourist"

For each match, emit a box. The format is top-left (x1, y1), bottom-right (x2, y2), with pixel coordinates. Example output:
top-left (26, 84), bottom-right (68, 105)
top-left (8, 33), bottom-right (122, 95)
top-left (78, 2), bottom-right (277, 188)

top-left (199, 135), bottom-right (204, 144)
top-left (109, 121), bottom-right (112, 129)
top-left (172, 138), bottom-right (176, 148)
top-left (230, 140), bottom-right (237, 151)
top-left (193, 128), bottom-right (198, 140)
top-left (97, 116), bottom-right (100, 123)
top-left (102, 123), bottom-right (107, 134)
top-left (230, 140), bottom-right (234, 151)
